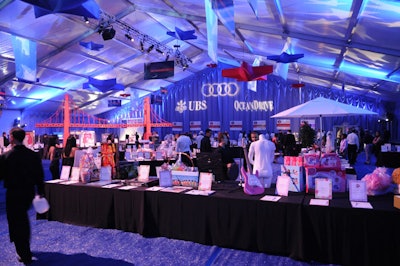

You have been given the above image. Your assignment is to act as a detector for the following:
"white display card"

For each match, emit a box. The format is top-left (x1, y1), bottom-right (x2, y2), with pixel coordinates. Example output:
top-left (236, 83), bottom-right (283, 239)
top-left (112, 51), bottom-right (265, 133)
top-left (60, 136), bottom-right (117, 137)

top-left (138, 165), bottom-right (150, 182)
top-left (100, 166), bottom-right (112, 181)
top-left (159, 170), bottom-right (173, 187)
top-left (351, 201), bottom-right (373, 209)
top-left (155, 151), bottom-right (163, 160)
top-left (349, 180), bottom-right (368, 202)
top-left (310, 199), bottom-right (330, 206)
top-left (144, 151), bottom-right (151, 160)
top-left (315, 178), bottom-right (332, 200)
top-left (276, 175), bottom-right (290, 196)
top-left (198, 172), bottom-right (213, 191)
top-left (260, 195), bottom-right (281, 202)
top-left (60, 166), bottom-right (71, 180)
top-left (70, 167), bottom-right (80, 181)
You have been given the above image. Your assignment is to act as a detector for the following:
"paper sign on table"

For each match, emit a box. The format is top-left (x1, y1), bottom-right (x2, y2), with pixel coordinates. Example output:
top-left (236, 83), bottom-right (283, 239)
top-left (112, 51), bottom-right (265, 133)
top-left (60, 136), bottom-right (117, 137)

top-left (60, 166), bottom-right (71, 180)
top-left (315, 178), bottom-right (332, 200)
top-left (349, 180), bottom-right (367, 202)
top-left (198, 172), bottom-right (213, 191)
top-left (155, 151), bottom-right (163, 160)
top-left (310, 198), bottom-right (329, 206)
top-left (351, 201), bottom-right (373, 209)
top-left (159, 170), bottom-right (173, 187)
top-left (185, 190), bottom-right (215, 196)
top-left (100, 166), bottom-right (112, 181)
top-left (138, 165), bottom-right (150, 182)
top-left (276, 175), bottom-right (290, 196)
top-left (260, 195), bottom-right (281, 202)
top-left (70, 167), bottom-right (80, 181)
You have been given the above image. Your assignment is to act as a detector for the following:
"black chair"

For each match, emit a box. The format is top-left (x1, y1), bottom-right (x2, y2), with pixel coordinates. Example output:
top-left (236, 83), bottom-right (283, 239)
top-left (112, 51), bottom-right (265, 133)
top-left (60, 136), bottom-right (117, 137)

top-left (197, 152), bottom-right (226, 181)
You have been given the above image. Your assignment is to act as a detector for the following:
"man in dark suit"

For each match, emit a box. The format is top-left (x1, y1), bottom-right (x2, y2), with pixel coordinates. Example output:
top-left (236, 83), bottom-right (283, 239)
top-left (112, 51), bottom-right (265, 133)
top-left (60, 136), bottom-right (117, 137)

top-left (0, 127), bottom-right (45, 264)
top-left (283, 130), bottom-right (297, 156)
top-left (200, 128), bottom-right (212, 152)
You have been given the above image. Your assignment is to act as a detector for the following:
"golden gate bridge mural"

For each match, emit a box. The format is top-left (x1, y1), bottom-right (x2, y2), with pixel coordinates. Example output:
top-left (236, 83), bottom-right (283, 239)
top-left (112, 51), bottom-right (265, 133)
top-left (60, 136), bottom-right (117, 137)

top-left (35, 95), bottom-right (172, 144)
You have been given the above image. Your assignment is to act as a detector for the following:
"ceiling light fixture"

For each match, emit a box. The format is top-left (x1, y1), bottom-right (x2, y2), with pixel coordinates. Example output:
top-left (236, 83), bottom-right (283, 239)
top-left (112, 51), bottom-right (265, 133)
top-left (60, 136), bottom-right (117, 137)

top-left (101, 26), bottom-right (116, 41)
top-left (147, 44), bottom-right (154, 53)
top-left (125, 33), bottom-right (134, 42)
top-left (156, 47), bottom-right (164, 54)
top-left (140, 41), bottom-right (144, 52)
top-left (100, 11), bottom-right (191, 69)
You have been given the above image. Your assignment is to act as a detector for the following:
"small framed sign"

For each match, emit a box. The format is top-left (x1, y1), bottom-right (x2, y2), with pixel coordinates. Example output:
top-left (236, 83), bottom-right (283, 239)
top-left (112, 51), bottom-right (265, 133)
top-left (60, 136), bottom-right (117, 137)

top-left (315, 178), bottom-right (332, 200)
top-left (198, 172), bottom-right (213, 191)
top-left (138, 165), bottom-right (150, 182)
top-left (276, 175), bottom-right (290, 196)
top-left (349, 180), bottom-right (367, 202)
top-left (159, 170), bottom-right (172, 187)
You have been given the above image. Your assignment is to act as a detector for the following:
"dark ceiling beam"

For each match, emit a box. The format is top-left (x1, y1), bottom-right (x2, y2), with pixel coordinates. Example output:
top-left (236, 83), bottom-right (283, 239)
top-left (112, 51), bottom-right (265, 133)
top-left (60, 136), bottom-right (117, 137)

top-left (330, 0), bottom-right (365, 88)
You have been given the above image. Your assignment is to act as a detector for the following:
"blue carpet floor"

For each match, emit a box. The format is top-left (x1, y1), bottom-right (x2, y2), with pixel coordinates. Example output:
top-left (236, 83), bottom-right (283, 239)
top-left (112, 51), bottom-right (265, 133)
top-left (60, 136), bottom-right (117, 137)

top-left (0, 151), bottom-right (392, 265)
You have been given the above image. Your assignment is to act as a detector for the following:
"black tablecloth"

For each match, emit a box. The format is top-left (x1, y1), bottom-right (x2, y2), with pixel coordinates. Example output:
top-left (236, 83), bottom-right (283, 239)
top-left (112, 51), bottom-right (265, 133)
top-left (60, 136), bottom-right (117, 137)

top-left (44, 182), bottom-right (400, 265)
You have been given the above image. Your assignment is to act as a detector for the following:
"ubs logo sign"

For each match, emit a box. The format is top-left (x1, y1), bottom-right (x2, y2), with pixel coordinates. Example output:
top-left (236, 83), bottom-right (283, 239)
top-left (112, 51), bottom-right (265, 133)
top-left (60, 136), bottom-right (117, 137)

top-left (175, 100), bottom-right (207, 113)
top-left (201, 82), bottom-right (240, 97)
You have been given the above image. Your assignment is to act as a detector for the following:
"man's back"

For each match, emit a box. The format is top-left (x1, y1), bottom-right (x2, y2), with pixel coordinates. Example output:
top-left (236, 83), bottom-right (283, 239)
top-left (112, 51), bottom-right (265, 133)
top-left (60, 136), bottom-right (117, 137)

top-left (1, 145), bottom-right (44, 191)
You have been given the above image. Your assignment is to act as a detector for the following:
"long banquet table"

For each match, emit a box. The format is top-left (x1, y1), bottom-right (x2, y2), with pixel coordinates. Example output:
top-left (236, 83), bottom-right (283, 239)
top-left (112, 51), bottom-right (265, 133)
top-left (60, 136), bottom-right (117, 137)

top-left (43, 181), bottom-right (400, 266)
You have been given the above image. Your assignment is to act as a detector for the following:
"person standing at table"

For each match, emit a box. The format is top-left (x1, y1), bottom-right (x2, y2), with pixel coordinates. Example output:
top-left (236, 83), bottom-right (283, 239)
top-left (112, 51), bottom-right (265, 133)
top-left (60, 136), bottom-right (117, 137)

top-left (363, 130), bottom-right (373, 165)
top-left (48, 135), bottom-right (61, 180)
top-left (248, 133), bottom-right (276, 187)
top-left (347, 128), bottom-right (359, 165)
top-left (195, 131), bottom-right (204, 149)
top-left (3, 131), bottom-right (10, 147)
top-left (176, 132), bottom-right (193, 166)
top-left (246, 131), bottom-right (259, 150)
top-left (0, 127), bottom-right (45, 264)
top-left (62, 135), bottom-right (78, 167)
top-left (339, 133), bottom-right (348, 159)
top-left (283, 130), bottom-right (297, 156)
top-left (200, 128), bottom-right (212, 152)
top-left (215, 132), bottom-right (237, 181)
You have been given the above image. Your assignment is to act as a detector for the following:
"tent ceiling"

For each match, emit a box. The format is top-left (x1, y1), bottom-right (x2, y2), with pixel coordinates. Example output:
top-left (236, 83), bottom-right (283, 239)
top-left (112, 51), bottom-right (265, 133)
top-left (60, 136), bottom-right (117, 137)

top-left (0, 0), bottom-right (399, 116)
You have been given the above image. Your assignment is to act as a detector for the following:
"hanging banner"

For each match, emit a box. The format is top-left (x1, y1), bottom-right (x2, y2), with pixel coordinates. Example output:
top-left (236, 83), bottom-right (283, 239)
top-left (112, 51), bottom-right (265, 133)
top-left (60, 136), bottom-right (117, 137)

top-left (253, 120), bottom-right (266, 131)
top-left (205, 0), bottom-right (218, 62)
top-left (190, 121), bottom-right (202, 131)
top-left (208, 121), bottom-right (221, 131)
top-left (229, 120), bottom-right (242, 131)
top-left (12, 35), bottom-right (37, 82)
top-left (212, 0), bottom-right (235, 36)
top-left (172, 122), bottom-right (183, 132)
top-left (276, 119), bottom-right (291, 131)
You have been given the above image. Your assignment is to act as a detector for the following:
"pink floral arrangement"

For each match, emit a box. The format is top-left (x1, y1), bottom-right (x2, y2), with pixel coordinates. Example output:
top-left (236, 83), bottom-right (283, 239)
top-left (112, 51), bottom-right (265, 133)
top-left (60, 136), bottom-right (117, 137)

top-left (361, 167), bottom-right (393, 195)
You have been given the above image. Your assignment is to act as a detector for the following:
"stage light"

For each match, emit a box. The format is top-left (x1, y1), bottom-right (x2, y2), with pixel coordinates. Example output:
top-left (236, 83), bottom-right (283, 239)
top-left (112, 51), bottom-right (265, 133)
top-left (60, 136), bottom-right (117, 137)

top-left (165, 54), bottom-right (170, 61)
top-left (140, 41), bottom-right (144, 52)
top-left (147, 44), bottom-right (154, 53)
top-left (125, 34), bottom-right (134, 42)
top-left (156, 47), bottom-right (164, 54)
top-left (84, 16), bottom-right (89, 24)
top-left (101, 27), bottom-right (116, 40)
